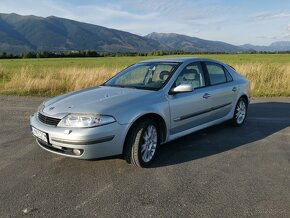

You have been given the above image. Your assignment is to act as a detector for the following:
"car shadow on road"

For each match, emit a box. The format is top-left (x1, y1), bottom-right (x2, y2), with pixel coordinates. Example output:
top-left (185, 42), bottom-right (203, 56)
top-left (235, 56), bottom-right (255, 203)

top-left (150, 102), bottom-right (290, 168)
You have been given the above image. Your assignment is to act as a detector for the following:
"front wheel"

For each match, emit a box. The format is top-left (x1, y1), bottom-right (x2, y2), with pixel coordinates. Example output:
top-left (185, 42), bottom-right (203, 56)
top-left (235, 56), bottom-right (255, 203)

top-left (124, 119), bottom-right (159, 167)
top-left (231, 98), bottom-right (248, 126)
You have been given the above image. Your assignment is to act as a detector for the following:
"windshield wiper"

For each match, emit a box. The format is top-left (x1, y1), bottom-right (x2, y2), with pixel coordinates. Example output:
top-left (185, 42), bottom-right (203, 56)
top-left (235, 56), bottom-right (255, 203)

top-left (120, 86), bottom-right (137, 89)
top-left (103, 84), bottom-right (156, 91)
top-left (106, 85), bottom-right (137, 89)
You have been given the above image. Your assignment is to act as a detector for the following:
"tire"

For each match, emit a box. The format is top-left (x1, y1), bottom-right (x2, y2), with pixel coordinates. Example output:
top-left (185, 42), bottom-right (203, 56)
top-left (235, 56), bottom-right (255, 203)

top-left (124, 119), bottom-right (159, 167)
top-left (231, 97), bottom-right (248, 127)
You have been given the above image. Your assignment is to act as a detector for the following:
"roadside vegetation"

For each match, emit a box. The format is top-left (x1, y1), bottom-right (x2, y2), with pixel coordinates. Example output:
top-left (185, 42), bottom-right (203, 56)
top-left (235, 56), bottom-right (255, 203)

top-left (0, 54), bottom-right (289, 97)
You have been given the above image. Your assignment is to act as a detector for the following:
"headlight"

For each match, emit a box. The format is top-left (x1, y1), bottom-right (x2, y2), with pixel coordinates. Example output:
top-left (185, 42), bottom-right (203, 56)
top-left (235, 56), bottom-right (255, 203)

top-left (57, 114), bottom-right (116, 128)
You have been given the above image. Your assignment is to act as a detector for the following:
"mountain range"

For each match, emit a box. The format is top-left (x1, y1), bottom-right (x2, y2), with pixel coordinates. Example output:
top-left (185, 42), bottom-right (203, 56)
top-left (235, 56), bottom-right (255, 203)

top-left (0, 13), bottom-right (289, 54)
top-left (240, 41), bottom-right (290, 52)
top-left (145, 32), bottom-right (242, 53)
top-left (0, 13), bottom-right (164, 54)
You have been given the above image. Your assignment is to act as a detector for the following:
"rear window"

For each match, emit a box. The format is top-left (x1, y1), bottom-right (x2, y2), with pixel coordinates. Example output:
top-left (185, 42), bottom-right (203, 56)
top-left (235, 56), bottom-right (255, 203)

top-left (205, 62), bottom-right (227, 85)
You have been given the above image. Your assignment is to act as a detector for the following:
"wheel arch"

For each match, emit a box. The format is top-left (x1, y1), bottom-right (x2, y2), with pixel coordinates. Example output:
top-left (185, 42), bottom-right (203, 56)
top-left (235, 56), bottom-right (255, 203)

top-left (239, 94), bottom-right (249, 106)
top-left (122, 113), bottom-right (167, 154)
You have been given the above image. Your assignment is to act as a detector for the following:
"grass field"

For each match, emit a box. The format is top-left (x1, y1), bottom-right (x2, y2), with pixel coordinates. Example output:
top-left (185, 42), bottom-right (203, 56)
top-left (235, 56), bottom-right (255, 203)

top-left (0, 54), bottom-right (290, 97)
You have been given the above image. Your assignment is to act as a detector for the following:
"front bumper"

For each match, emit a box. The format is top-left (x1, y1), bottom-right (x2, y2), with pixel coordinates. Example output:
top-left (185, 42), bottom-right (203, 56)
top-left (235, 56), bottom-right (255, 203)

top-left (30, 113), bottom-right (129, 159)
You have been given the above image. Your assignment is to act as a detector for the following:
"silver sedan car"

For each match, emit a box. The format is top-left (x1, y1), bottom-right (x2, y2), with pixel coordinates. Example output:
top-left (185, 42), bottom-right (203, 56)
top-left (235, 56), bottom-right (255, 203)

top-left (30, 58), bottom-right (250, 167)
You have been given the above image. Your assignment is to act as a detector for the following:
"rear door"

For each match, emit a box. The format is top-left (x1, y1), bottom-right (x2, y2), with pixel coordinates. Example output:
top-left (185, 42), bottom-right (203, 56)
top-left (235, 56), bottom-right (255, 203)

top-left (202, 61), bottom-right (238, 120)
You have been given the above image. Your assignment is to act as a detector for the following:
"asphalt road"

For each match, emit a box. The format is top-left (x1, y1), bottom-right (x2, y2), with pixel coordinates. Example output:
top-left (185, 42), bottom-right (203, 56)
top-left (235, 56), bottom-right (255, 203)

top-left (0, 95), bottom-right (290, 217)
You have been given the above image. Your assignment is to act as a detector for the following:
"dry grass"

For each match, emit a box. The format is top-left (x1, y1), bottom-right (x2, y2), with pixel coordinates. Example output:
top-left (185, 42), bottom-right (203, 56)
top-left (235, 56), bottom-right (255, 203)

top-left (0, 60), bottom-right (289, 97)
top-left (234, 63), bottom-right (290, 97)
top-left (0, 66), bottom-right (121, 96)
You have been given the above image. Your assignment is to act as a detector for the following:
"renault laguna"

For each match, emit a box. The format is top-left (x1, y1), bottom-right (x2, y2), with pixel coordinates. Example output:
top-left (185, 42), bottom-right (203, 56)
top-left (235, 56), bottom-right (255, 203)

top-left (30, 58), bottom-right (250, 167)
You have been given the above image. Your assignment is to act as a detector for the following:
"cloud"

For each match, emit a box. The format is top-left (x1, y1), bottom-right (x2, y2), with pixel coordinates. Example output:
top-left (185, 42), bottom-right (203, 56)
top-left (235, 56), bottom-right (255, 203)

top-left (253, 11), bottom-right (290, 20)
top-left (125, 0), bottom-right (227, 23)
top-left (0, 0), bottom-right (68, 17)
top-left (257, 36), bottom-right (278, 40)
top-left (282, 33), bottom-right (290, 39)
top-left (258, 34), bottom-right (290, 41)
top-left (72, 4), bottom-right (159, 24)
top-left (130, 0), bottom-right (177, 13)
top-left (278, 24), bottom-right (290, 41)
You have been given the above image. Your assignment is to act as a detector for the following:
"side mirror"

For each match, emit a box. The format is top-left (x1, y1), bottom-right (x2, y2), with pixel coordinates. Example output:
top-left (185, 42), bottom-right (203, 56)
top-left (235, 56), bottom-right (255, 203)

top-left (169, 84), bottom-right (193, 95)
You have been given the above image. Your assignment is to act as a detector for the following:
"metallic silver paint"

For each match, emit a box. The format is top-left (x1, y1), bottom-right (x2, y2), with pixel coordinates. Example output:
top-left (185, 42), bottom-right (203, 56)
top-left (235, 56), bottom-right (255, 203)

top-left (30, 58), bottom-right (250, 159)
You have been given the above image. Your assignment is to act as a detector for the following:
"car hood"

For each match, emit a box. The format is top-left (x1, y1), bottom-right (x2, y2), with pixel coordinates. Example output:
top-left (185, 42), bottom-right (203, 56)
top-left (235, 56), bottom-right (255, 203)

top-left (42, 86), bottom-right (156, 119)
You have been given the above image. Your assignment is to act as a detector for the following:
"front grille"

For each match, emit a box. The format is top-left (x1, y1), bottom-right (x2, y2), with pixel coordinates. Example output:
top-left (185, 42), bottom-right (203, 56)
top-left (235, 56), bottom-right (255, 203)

top-left (38, 113), bottom-right (61, 126)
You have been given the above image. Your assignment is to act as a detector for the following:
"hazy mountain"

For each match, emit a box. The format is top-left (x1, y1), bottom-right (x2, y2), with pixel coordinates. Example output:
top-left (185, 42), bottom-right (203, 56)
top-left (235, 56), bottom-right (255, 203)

top-left (1, 13), bottom-right (288, 54)
top-left (0, 13), bottom-right (164, 54)
top-left (240, 41), bottom-right (290, 51)
top-left (269, 41), bottom-right (290, 51)
top-left (240, 44), bottom-right (269, 51)
top-left (145, 32), bottom-right (243, 53)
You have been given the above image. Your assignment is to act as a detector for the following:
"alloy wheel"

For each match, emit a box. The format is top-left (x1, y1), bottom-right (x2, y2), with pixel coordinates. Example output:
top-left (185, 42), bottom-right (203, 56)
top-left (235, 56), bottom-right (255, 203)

top-left (235, 100), bottom-right (247, 124)
top-left (140, 125), bottom-right (158, 163)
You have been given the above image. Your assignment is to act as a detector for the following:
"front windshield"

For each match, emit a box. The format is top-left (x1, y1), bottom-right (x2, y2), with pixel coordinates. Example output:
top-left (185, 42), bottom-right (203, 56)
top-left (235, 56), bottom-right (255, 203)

top-left (104, 62), bottom-right (180, 90)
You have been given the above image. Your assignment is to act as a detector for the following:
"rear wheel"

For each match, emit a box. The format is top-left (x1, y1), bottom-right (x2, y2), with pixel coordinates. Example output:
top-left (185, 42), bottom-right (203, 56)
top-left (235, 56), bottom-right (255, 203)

top-left (124, 119), bottom-right (159, 167)
top-left (231, 97), bottom-right (248, 126)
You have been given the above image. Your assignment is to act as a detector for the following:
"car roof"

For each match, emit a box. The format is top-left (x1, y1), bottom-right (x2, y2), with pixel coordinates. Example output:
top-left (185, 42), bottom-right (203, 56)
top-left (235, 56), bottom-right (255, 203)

top-left (140, 57), bottom-right (225, 65)
top-left (140, 57), bottom-right (197, 63)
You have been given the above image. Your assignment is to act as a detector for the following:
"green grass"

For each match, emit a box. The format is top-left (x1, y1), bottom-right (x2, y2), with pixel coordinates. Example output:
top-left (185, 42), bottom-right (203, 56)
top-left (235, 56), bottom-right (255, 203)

top-left (1, 54), bottom-right (289, 70)
top-left (0, 54), bottom-right (290, 97)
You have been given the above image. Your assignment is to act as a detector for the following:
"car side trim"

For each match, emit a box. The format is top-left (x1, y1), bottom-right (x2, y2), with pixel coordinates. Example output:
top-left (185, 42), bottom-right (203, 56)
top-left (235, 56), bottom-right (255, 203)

top-left (173, 102), bottom-right (232, 122)
top-left (51, 135), bottom-right (115, 145)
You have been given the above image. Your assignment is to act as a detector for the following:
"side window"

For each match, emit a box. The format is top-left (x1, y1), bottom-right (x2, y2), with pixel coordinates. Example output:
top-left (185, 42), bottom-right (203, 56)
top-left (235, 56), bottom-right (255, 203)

top-left (224, 68), bottom-right (233, 82)
top-left (205, 62), bottom-right (227, 85)
top-left (174, 62), bottom-right (205, 89)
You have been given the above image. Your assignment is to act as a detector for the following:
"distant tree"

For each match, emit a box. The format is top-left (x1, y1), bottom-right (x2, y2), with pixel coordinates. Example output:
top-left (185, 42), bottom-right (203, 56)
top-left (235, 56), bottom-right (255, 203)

top-left (22, 52), bottom-right (37, 58)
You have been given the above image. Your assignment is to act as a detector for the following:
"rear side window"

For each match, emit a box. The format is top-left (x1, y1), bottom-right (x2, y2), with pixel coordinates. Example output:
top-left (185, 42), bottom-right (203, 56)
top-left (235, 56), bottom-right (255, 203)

top-left (205, 62), bottom-right (227, 85)
top-left (224, 68), bottom-right (233, 82)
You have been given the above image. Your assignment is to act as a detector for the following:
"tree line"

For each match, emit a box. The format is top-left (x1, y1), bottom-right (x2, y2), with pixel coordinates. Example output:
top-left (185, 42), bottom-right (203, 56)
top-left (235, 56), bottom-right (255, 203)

top-left (0, 50), bottom-right (290, 59)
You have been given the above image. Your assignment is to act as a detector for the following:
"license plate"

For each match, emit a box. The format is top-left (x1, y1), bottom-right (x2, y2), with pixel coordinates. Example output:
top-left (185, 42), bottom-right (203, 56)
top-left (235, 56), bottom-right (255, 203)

top-left (32, 126), bottom-right (48, 143)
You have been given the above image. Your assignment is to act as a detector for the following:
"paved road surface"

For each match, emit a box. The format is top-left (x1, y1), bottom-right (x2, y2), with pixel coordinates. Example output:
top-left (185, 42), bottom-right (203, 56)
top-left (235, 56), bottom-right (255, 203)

top-left (0, 95), bottom-right (289, 217)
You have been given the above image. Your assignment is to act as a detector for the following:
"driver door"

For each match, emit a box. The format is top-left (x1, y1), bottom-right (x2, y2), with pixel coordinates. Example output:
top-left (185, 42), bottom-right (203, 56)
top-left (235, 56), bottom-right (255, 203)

top-left (168, 62), bottom-right (213, 135)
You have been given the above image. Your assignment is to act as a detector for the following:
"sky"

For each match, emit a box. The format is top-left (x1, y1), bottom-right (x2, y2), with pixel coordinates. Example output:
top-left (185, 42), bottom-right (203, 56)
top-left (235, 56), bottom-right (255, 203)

top-left (1, 0), bottom-right (290, 46)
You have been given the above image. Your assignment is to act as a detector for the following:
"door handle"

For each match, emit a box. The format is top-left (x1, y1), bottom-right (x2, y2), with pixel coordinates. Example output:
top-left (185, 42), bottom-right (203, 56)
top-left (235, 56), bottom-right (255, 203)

top-left (232, 87), bottom-right (237, 92)
top-left (203, 93), bottom-right (211, 99)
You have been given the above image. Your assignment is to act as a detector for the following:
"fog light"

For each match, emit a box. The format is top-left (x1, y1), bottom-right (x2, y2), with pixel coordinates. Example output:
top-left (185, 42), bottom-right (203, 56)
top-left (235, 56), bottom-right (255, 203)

top-left (73, 149), bottom-right (82, 156)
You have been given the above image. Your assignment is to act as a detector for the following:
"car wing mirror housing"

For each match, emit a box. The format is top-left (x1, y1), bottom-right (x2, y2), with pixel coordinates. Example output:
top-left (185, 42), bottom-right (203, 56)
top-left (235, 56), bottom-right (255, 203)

top-left (169, 84), bottom-right (193, 95)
